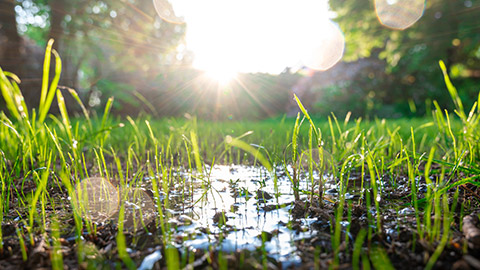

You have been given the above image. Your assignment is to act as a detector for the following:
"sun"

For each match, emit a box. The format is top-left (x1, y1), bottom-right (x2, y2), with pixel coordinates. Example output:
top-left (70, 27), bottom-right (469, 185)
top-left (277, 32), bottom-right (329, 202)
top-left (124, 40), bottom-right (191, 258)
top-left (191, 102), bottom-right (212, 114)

top-left (204, 67), bottom-right (237, 85)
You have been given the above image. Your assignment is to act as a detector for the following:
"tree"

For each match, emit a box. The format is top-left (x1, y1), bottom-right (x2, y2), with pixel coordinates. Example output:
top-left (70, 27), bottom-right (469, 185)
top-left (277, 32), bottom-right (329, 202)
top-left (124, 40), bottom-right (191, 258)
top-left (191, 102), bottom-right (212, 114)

top-left (1, 0), bottom-right (186, 111)
top-left (329, 0), bottom-right (480, 114)
top-left (0, 0), bottom-right (24, 79)
top-left (331, 0), bottom-right (479, 70)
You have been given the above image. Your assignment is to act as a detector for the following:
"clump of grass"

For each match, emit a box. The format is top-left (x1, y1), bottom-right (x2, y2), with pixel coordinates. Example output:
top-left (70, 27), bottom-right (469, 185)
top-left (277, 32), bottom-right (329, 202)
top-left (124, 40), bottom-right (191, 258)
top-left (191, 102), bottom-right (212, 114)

top-left (287, 60), bottom-right (479, 268)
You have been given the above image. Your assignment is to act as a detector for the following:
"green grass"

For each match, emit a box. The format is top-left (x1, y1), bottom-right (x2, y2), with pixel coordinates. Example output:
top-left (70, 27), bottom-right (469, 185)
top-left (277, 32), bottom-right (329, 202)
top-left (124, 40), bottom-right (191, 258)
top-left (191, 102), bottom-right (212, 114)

top-left (0, 43), bottom-right (479, 269)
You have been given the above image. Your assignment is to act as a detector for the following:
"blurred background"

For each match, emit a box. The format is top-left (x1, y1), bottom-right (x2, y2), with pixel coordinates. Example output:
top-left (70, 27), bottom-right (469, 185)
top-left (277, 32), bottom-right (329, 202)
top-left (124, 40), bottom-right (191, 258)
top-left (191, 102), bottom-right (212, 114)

top-left (0, 0), bottom-right (479, 120)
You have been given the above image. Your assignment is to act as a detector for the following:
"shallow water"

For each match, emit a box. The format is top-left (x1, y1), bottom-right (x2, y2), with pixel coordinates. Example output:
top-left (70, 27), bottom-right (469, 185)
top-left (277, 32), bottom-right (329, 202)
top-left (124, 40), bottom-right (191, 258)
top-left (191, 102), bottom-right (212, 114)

top-left (161, 165), bottom-right (320, 266)
top-left (126, 164), bottom-right (381, 267)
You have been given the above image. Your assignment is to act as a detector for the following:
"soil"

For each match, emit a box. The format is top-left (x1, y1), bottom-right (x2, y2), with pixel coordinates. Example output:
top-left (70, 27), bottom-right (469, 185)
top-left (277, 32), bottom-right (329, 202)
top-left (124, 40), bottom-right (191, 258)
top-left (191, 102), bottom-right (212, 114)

top-left (0, 164), bottom-right (479, 269)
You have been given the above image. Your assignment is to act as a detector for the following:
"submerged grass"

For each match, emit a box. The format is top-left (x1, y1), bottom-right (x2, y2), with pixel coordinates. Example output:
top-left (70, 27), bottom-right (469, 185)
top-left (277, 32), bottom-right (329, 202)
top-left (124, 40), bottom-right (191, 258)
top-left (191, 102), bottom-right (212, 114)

top-left (0, 43), bottom-right (479, 269)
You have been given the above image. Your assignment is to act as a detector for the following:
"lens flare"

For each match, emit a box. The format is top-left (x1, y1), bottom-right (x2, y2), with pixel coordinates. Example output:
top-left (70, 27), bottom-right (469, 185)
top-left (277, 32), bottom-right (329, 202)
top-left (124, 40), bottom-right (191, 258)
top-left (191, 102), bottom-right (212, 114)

top-left (121, 188), bottom-right (156, 232)
top-left (297, 147), bottom-right (334, 172)
top-left (152, 0), bottom-right (186, 24)
top-left (375, 0), bottom-right (426, 30)
top-left (301, 20), bottom-right (345, 71)
top-left (73, 177), bottom-right (119, 223)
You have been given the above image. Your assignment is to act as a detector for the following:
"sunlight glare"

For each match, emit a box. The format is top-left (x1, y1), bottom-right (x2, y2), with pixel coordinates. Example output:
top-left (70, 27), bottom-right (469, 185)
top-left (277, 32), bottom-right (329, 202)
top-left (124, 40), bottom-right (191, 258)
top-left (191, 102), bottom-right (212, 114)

top-left (153, 0), bottom-right (337, 74)
top-left (375, 0), bottom-right (426, 30)
top-left (205, 67), bottom-right (237, 85)
top-left (152, 0), bottom-right (186, 24)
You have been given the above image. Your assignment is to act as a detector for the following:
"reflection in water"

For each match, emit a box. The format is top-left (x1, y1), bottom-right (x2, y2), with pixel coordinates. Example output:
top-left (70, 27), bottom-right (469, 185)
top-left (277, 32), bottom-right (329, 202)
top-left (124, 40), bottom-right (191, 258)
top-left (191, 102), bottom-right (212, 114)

top-left (76, 165), bottom-right (365, 266)
top-left (375, 0), bottom-right (426, 30)
top-left (172, 165), bottom-right (324, 265)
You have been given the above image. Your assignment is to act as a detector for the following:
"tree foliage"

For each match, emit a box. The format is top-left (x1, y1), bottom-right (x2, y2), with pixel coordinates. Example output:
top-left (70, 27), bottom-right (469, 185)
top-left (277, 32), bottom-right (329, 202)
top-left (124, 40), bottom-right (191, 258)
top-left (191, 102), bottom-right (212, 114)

top-left (331, 0), bottom-right (480, 71)
top-left (1, 0), bottom-right (187, 110)
top-left (329, 0), bottom-right (480, 116)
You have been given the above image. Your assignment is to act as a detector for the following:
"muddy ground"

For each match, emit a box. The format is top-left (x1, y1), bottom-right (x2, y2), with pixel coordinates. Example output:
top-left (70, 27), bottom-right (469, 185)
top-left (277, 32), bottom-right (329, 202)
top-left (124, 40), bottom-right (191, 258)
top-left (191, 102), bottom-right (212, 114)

top-left (1, 165), bottom-right (479, 269)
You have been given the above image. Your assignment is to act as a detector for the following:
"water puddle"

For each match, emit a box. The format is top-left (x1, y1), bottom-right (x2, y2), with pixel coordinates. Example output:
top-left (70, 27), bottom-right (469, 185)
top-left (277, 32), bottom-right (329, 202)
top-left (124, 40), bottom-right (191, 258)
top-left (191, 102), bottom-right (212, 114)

top-left (158, 165), bottom-right (320, 266)
top-left (78, 164), bottom-right (383, 267)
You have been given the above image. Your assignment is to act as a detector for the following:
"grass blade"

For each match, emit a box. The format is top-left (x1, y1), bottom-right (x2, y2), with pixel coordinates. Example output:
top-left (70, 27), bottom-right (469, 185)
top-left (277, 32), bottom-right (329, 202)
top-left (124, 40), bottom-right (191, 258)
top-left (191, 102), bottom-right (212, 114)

top-left (0, 67), bottom-right (23, 122)
top-left (439, 60), bottom-right (465, 121)
top-left (39, 39), bottom-right (54, 118)
top-left (38, 48), bottom-right (62, 124)
top-left (369, 246), bottom-right (395, 270)
top-left (294, 94), bottom-right (319, 142)
top-left (56, 89), bottom-right (72, 143)
top-left (101, 97), bottom-right (114, 131)
top-left (225, 136), bottom-right (272, 172)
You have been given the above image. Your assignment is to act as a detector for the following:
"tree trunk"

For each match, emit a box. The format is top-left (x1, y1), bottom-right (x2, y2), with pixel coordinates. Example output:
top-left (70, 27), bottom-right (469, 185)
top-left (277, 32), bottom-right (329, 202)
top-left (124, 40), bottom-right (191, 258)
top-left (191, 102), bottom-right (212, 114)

top-left (0, 0), bottom-right (23, 77)
top-left (48, 0), bottom-right (81, 91)
top-left (48, 0), bottom-right (65, 52)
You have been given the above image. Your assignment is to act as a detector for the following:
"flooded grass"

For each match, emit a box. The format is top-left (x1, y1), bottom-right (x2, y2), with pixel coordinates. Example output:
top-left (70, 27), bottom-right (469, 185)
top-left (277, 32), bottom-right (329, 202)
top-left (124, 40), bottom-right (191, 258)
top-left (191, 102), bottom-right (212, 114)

top-left (1, 45), bottom-right (480, 269)
top-left (2, 158), bottom-right (478, 269)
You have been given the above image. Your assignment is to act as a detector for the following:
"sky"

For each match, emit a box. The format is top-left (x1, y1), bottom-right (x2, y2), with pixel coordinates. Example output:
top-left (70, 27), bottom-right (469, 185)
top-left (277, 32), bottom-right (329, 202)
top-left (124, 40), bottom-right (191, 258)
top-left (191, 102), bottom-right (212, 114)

top-left (154, 0), bottom-right (344, 77)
